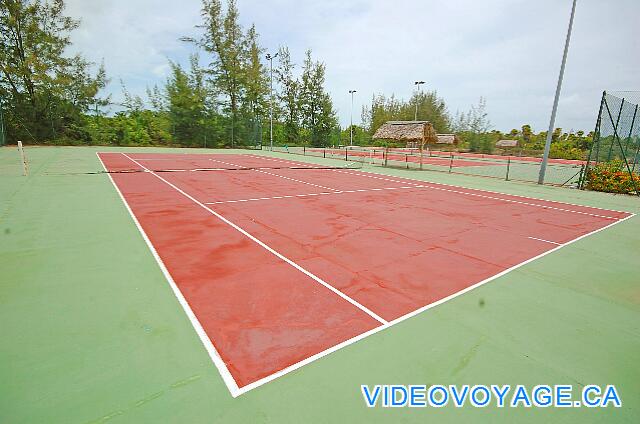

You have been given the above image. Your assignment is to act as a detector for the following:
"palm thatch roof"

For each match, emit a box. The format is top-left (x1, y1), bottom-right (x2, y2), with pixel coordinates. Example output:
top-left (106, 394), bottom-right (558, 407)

top-left (436, 134), bottom-right (460, 144)
top-left (495, 139), bottom-right (518, 147)
top-left (372, 121), bottom-right (438, 143)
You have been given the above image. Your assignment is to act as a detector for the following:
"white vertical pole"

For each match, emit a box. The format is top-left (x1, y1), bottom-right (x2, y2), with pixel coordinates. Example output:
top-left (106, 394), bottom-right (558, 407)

top-left (269, 56), bottom-right (274, 151)
top-left (18, 140), bottom-right (28, 176)
top-left (350, 91), bottom-right (354, 146)
top-left (538, 0), bottom-right (577, 184)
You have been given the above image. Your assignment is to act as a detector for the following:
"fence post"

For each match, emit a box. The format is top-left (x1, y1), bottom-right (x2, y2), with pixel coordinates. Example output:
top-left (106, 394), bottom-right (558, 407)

top-left (345, 148), bottom-right (348, 161)
top-left (323, 148), bottom-right (326, 159)
top-left (505, 157), bottom-right (511, 181)
top-left (384, 147), bottom-right (388, 167)
top-left (406, 153), bottom-right (409, 169)
top-left (607, 97), bottom-right (625, 161)
top-left (303, 145), bottom-right (306, 155)
top-left (576, 164), bottom-right (586, 188)
top-left (448, 153), bottom-right (454, 173)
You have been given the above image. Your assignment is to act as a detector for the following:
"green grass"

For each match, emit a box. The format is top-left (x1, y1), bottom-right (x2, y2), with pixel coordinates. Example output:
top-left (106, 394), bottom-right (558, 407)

top-left (1, 145), bottom-right (639, 423)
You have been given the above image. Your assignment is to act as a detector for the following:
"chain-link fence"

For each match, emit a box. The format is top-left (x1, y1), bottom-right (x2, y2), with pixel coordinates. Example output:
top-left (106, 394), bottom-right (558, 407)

top-left (0, 97), bottom-right (6, 146)
top-left (270, 145), bottom-right (585, 187)
top-left (580, 91), bottom-right (640, 195)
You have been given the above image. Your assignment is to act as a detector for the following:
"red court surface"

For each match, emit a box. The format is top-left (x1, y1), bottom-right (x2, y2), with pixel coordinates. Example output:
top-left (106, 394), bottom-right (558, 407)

top-left (98, 152), bottom-right (632, 396)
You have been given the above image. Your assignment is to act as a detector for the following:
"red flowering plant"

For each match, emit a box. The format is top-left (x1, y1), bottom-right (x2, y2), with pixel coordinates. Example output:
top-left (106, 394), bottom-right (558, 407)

top-left (585, 160), bottom-right (640, 194)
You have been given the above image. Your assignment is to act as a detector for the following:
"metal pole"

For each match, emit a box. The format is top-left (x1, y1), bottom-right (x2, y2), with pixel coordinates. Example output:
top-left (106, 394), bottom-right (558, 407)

top-left (623, 103), bottom-right (638, 161)
top-left (266, 52), bottom-right (278, 151)
top-left (349, 90), bottom-right (356, 146)
top-left (607, 98), bottom-right (625, 161)
top-left (538, 0), bottom-right (577, 185)
top-left (414, 81), bottom-right (425, 121)
top-left (350, 93), bottom-right (353, 146)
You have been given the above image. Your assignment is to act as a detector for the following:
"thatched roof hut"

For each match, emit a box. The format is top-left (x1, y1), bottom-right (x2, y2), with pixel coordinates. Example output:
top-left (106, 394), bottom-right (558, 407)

top-left (495, 139), bottom-right (518, 148)
top-left (372, 121), bottom-right (438, 146)
top-left (436, 134), bottom-right (460, 145)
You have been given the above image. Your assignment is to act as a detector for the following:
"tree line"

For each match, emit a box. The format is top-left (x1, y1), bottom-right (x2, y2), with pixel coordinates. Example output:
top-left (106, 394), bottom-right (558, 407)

top-left (0, 0), bottom-right (338, 148)
top-left (1, 0), bottom-right (594, 159)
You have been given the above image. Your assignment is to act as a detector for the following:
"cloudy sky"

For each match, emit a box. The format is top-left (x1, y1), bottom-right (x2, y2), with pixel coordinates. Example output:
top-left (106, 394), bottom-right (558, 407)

top-left (65, 0), bottom-right (639, 132)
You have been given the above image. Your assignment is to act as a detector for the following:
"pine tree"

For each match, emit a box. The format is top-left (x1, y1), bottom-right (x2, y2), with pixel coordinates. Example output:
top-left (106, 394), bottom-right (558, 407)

top-left (241, 24), bottom-right (268, 145)
top-left (185, 0), bottom-right (246, 147)
top-left (0, 0), bottom-right (108, 143)
top-left (164, 56), bottom-right (209, 145)
top-left (299, 50), bottom-right (337, 147)
top-left (275, 46), bottom-right (299, 144)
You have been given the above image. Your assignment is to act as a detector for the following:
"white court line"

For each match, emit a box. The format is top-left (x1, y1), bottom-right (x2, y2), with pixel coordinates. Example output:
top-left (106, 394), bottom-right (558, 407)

top-left (329, 168), bottom-right (621, 220)
top-left (99, 151), bottom-right (636, 398)
top-left (95, 153), bottom-right (241, 396)
top-left (204, 185), bottom-right (425, 205)
top-left (120, 153), bottom-right (388, 309)
top-left (208, 157), bottom-right (340, 192)
top-left (527, 236), bottom-right (562, 246)
top-left (234, 212), bottom-right (636, 396)
top-left (250, 154), bottom-right (632, 218)
top-left (254, 169), bottom-right (338, 191)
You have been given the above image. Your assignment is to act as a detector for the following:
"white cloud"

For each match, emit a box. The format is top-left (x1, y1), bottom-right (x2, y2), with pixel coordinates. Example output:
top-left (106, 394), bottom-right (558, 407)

top-left (64, 0), bottom-right (639, 132)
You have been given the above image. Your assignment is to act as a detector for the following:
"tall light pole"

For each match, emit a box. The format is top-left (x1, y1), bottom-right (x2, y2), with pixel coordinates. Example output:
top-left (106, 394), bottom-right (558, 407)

top-left (266, 52), bottom-right (279, 151)
top-left (538, 0), bottom-right (577, 185)
top-left (414, 81), bottom-right (425, 121)
top-left (349, 90), bottom-right (357, 146)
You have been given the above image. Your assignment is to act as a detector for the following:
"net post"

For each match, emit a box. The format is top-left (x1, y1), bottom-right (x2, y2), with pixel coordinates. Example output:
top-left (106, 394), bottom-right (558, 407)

top-left (505, 157), bottom-right (511, 181)
top-left (448, 153), bottom-right (454, 173)
top-left (405, 153), bottom-right (409, 169)
top-left (18, 141), bottom-right (29, 176)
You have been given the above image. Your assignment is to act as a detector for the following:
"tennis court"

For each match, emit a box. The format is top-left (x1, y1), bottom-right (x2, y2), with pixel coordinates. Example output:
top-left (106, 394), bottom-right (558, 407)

top-left (97, 151), bottom-right (632, 397)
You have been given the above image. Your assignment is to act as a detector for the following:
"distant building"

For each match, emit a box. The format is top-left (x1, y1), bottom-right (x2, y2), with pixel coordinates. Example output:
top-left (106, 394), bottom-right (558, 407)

top-left (372, 121), bottom-right (438, 149)
top-left (495, 139), bottom-right (519, 148)
top-left (435, 134), bottom-right (460, 145)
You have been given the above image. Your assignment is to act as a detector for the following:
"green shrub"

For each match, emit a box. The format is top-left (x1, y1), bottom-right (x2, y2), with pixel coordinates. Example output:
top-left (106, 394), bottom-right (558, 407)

top-left (585, 160), bottom-right (640, 194)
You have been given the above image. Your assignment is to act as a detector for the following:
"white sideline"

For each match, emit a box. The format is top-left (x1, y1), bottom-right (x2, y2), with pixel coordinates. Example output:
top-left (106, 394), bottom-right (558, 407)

top-left (120, 155), bottom-right (388, 312)
top-left (236, 212), bottom-right (636, 396)
top-left (249, 155), bottom-right (625, 220)
top-left (95, 153), bottom-right (241, 396)
top-left (98, 151), bottom-right (636, 398)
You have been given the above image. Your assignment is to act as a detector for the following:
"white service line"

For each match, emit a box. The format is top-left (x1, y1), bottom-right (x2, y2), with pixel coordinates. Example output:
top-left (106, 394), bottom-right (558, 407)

top-left (234, 211), bottom-right (636, 396)
top-left (250, 154), bottom-right (632, 218)
top-left (204, 185), bottom-right (425, 205)
top-left (121, 153), bottom-right (388, 327)
top-left (100, 151), bottom-right (636, 398)
top-left (527, 236), bottom-right (562, 246)
top-left (209, 157), bottom-right (341, 192)
top-left (254, 169), bottom-right (339, 192)
top-left (329, 169), bottom-right (622, 220)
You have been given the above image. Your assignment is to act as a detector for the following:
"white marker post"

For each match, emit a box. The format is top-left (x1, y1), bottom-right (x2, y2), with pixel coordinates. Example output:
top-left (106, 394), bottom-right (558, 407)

top-left (17, 140), bottom-right (29, 176)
